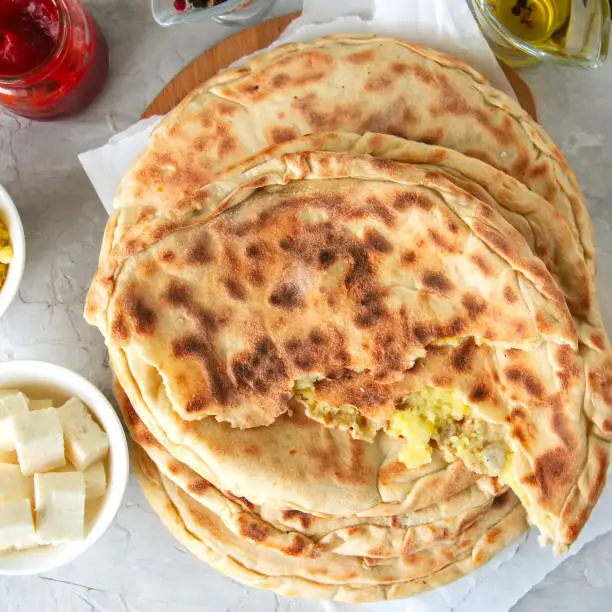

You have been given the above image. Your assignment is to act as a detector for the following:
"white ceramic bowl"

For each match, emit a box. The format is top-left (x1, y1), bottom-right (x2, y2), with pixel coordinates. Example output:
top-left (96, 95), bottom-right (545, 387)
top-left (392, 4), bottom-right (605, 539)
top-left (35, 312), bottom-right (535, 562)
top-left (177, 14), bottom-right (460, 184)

top-left (0, 361), bottom-right (129, 575)
top-left (0, 185), bottom-right (26, 320)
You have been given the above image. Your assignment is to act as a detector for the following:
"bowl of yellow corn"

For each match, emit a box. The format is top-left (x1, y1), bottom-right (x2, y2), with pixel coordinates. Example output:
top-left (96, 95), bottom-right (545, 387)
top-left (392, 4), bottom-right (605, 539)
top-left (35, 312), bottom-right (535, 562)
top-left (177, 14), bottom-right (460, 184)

top-left (0, 186), bottom-right (25, 320)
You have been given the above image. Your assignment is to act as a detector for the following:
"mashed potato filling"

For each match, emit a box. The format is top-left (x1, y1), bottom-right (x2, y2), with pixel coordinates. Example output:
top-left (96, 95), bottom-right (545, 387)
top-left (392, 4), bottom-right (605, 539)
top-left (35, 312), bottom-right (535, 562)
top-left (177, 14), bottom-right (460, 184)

top-left (295, 381), bottom-right (508, 475)
top-left (295, 376), bottom-right (384, 442)
top-left (388, 388), bottom-right (507, 474)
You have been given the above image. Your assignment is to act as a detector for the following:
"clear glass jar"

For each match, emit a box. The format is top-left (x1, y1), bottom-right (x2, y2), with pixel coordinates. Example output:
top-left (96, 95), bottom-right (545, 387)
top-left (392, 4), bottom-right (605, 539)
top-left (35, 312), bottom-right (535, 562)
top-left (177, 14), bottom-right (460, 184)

top-left (0, 0), bottom-right (109, 120)
top-left (151, 0), bottom-right (276, 27)
top-left (468, 0), bottom-right (610, 69)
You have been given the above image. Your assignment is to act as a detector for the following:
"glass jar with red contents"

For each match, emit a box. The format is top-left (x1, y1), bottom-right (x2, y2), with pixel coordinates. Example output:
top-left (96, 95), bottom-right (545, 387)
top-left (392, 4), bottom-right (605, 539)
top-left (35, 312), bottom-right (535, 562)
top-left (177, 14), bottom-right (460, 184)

top-left (0, 0), bottom-right (109, 120)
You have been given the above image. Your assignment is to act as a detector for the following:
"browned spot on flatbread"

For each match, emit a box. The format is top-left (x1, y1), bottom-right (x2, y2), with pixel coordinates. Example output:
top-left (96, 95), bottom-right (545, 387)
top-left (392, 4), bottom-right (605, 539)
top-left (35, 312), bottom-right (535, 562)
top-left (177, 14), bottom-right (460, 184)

top-left (232, 337), bottom-right (287, 397)
top-left (160, 249), bottom-right (176, 263)
top-left (241, 444), bottom-right (258, 456)
top-left (550, 401), bottom-right (575, 448)
top-left (365, 197), bottom-right (396, 227)
top-left (245, 242), bottom-right (264, 259)
top-left (422, 271), bottom-right (453, 293)
top-left (504, 286), bottom-right (518, 303)
top-left (565, 508), bottom-right (591, 545)
top-left (428, 228), bottom-right (457, 253)
top-left (471, 254), bottom-right (492, 276)
top-left (469, 383), bottom-right (489, 403)
top-left (364, 228), bottom-right (392, 253)
top-left (139, 432), bottom-right (157, 447)
top-left (269, 282), bottom-right (303, 310)
top-left (152, 222), bottom-right (179, 243)
top-left (420, 128), bottom-right (444, 146)
top-left (185, 235), bottom-right (213, 265)
top-left (281, 509), bottom-right (313, 530)
top-left (513, 321), bottom-right (527, 337)
top-left (413, 317), bottom-right (465, 345)
top-left (450, 339), bottom-right (476, 373)
top-left (525, 447), bottom-right (570, 501)
top-left (590, 332), bottom-right (605, 351)
top-left (219, 137), bottom-right (236, 156)
top-left (505, 366), bottom-right (544, 399)
top-left (430, 73), bottom-right (513, 147)
top-left (401, 250), bottom-right (417, 265)
top-left (282, 536), bottom-right (308, 557)
top-left (364, 75), bottom-right (393, 92)
top-left (187, 479), bottom-right (208, 494)
top-left (217, 102), bottom-right (237, 117)
top-left (318, 248), bottom-right (336, 267)
top-left (461, 293), bottom-right (487, 319)
top-left (513, 143), bottom-right (531, 177)
top-left (485, 526), bottom-right (502, 546)
top-left (271, 73), bottom-right (290, 88)
top-left (359, 99), bottom-right (417, 139)
top-left (224, 278), bottom-right (246, 300)
top-left (269, 126), bottom-right (298, 144)
top-left (588, 447), bottom-right (608, 504)
top-left (528, 162), bottom-right (548, 180)
top-left (123, 292), bottom-right (157, 335)
top-left (237, 516), bottom-right (269, 542)
top-left (589, 365), bottom-right (612, 408)
top-left (355, 291), bottom-right (385, 328)
top-left (110, 315), bottom-right (128, 342)
top-left (555, 345), bottom-right (581, 391)
top-left (446, 220), bottom-right (460, 234)
top-left (379, 460), bottom-right (407, 485)
top-left (346, 49), bottom-right (375, 64)
top-left (390, 61), bottom-right (409, 75)
top-left (507, 407), bottom-right (534, 447)
top-left (475, 221), bottom-right (513, 258)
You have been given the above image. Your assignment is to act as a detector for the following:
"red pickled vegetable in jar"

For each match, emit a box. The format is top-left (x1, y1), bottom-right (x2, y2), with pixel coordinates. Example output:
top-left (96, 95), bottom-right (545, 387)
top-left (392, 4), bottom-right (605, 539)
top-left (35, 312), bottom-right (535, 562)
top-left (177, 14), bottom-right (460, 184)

top-left (0, 0), bottom-right (109, 120)
top-left (0, 0), bottom-right (59, 77)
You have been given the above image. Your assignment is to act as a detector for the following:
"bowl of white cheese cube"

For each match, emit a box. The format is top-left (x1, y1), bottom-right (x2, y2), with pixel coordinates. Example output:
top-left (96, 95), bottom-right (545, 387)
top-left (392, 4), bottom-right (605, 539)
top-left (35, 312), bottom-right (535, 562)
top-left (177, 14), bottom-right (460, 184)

top-left (0, 360), bottom-right (129, 574)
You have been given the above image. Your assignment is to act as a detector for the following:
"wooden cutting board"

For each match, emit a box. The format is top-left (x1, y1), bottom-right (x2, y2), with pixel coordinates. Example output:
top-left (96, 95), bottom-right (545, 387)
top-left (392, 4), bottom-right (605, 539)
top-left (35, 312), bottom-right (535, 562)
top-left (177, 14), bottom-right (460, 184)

top-left (143, 12), bottom-right (537, 119)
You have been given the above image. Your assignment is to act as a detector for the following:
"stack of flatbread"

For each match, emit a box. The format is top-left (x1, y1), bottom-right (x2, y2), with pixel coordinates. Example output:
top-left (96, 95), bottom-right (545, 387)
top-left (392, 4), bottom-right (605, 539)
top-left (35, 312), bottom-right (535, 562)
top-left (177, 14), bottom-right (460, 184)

top-left (86, 36), bottom-right (612, 602)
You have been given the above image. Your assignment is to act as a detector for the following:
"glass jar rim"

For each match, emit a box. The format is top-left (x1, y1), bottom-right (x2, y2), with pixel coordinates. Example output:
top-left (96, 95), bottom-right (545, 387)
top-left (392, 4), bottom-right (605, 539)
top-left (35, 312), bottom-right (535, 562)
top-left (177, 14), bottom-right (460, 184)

top-left (0, 0), bottom-right (70, 85)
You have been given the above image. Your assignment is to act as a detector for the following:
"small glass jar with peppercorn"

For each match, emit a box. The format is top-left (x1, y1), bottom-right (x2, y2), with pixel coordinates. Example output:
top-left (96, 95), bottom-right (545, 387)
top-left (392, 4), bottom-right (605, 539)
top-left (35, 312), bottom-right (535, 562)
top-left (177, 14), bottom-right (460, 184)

top-left (468, 0), bottom-right (609, 69)
top-left (151, 0), bottom-right (276, 26)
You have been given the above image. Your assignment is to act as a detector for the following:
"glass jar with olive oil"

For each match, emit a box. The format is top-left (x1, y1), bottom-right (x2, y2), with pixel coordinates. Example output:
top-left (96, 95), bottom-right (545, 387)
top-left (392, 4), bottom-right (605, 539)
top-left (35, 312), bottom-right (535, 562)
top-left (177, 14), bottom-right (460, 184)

top-left (468, 0), bottom-right (610, 68)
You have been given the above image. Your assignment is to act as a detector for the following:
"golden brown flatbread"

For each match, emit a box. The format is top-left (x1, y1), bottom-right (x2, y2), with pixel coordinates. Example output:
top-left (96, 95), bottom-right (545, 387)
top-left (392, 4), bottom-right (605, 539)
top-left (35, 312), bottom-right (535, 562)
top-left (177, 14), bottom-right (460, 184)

top-left (87, 141), bottom-right (612, 555)
top-left (86, 36), bottom-right (611, 600)
top-left (105, 36), bottom-right (595, 278)
top-left (133, 444), bottom-right (528, 602)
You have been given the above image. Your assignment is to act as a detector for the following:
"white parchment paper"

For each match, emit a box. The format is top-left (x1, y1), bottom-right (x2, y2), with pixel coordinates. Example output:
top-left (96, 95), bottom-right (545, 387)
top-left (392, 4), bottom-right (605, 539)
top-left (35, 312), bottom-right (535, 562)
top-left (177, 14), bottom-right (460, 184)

top-left (78, 1), bottom-right (612, 611)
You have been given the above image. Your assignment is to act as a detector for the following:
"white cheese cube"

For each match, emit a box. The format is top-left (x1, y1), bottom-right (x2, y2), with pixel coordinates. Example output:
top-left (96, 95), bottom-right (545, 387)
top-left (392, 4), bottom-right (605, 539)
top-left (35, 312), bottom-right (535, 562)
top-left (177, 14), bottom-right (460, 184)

top-left (0, 463), bottom-right (32, 501)
top-left (0, 391), bottom-right (29, 452)
top-left (57, 398), bottom-right (109, 471)
top-left (84, 461), bottom-right (106, 499)
top-left (30, 399), bottom-right (53, 410)
top-left (13, 409), bottom-right (65, 476)
top-left (0, 499), bottom-right (37, 552)
top-left (34, 472), bottom-right (85, 544)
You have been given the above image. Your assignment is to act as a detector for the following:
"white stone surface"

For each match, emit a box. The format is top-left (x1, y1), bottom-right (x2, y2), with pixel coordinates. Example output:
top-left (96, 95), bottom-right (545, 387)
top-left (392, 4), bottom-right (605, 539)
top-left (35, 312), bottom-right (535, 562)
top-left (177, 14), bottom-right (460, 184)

top-left (0, 0), bottom-right (611, 609)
